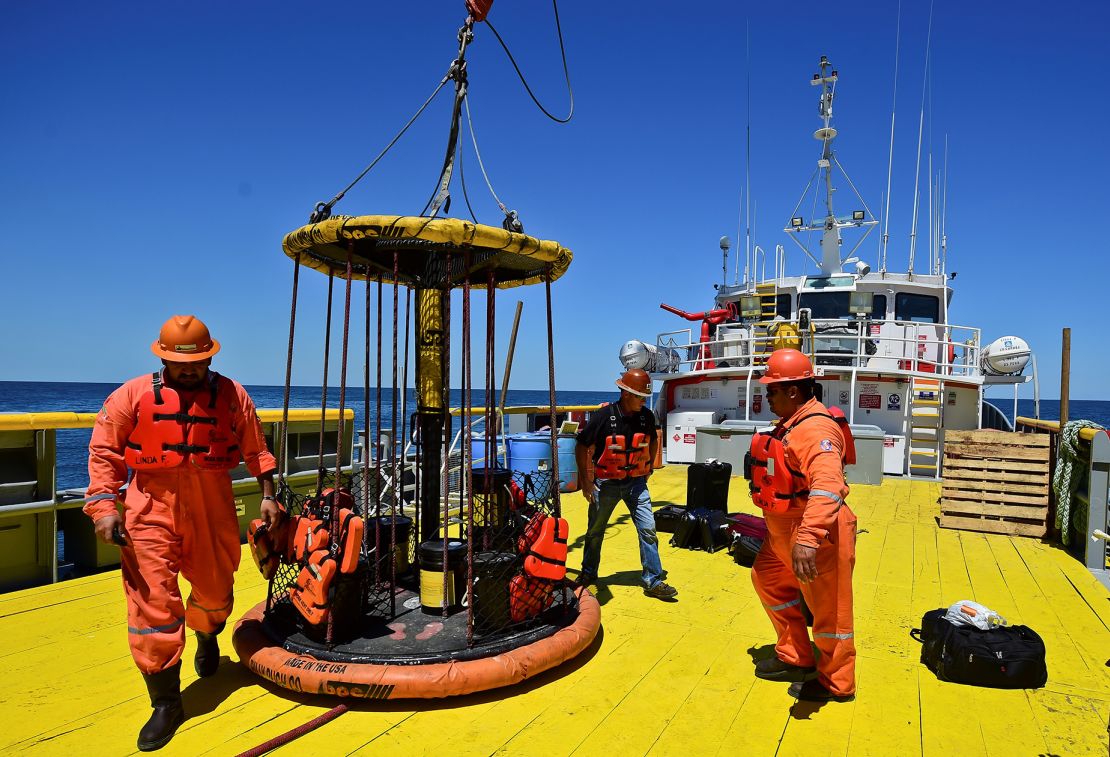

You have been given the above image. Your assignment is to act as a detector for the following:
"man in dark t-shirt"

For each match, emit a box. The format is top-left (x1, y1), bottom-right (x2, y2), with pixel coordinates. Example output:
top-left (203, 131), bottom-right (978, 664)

top-left (575, 369), bottom-right (677, 600)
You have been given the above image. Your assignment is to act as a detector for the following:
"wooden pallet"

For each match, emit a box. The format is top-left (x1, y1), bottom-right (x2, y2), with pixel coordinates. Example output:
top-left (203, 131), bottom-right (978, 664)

top-left (939, 430), bottom-right (1051, 537)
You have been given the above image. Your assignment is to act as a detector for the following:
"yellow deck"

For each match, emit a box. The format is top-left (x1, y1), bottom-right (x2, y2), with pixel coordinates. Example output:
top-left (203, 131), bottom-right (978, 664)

top-left (2, 469), bottom-right (1108, 756)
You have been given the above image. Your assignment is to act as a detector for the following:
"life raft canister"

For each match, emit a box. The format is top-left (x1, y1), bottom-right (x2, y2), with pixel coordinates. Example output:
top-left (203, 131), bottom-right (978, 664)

top-left (124, 371), bottom-right (241, 471)
top-left (744, 410), bottom-right (853, 514)
top-left (592, 405), bottom-right (653, 480)
top-left (518, 512), bottom-right (569, 581)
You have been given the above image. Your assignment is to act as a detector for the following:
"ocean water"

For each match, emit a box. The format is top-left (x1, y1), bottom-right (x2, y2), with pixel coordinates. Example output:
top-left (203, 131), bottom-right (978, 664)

top-left (2, 381), bottom-right (1107, 493)
top-left (0, 381), bottom-right (613, 491)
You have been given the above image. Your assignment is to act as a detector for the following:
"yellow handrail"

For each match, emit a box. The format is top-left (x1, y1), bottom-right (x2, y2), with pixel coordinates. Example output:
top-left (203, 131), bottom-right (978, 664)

top-left (448, 404), bottom-right (604, 417)
top-left (1015, 416), bottom-right (1103, 442)
top-left (0, 408), bottom-right (353, 432)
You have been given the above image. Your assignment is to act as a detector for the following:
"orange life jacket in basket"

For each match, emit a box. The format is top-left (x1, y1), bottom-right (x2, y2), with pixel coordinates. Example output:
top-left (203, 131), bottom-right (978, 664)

top-left (288, 550), bottom-right (338, 625)
top-left (745, 409), bottom-right (855, 514)
top-left (592, 405), bottom-right (653, 480)
top-left (124, 372), bottom-right (240, 471)
top-left (518, 512), bottom-right (569, 581)
top-left (508, 573), bottom-right (555, 622)
top-left (247, 517), bottom-right (290, 580)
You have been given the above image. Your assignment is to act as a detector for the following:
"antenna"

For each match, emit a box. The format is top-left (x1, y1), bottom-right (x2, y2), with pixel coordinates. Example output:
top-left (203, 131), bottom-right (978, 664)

top-left (941, 134), bottom-right (948, 275)
top-left (880, 0), bottom-right (901, 274)
top-left (744, 20), bottom-right (752, 291)
top-left (734, 187), bottom-right (743, 285)
top-left (907, 0), bottom-right (934, 275)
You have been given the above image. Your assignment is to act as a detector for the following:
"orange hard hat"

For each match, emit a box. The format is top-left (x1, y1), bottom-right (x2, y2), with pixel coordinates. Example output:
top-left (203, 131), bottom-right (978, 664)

top-left (616, 368), bottom-right (652, 397)
top-left (151, 315), bottom-right (221, 362)
top-left (758, 348), bottom-right (814, 384)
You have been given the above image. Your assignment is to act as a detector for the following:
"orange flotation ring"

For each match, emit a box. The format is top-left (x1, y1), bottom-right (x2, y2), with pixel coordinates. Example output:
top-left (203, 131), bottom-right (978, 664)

top-left (232, 588), bottom-right (601, 699)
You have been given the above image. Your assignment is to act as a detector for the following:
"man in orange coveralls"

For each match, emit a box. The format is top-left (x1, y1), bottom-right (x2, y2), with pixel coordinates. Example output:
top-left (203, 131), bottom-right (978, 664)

top-left (85, 315), bottom-right (281, 751)
top-left (749, 348), bottom-right (857, 702)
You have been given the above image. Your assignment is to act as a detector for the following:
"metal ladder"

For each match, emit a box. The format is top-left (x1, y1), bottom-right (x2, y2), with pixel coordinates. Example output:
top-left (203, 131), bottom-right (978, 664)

top-left (751, 282), bottom-right (778, 365)
top-left (907, 376), bottom-right (943, 477)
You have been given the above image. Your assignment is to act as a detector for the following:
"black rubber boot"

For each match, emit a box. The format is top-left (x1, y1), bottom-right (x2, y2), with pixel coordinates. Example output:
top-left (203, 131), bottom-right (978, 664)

top-left (194, 630), bottom-right (220, 678)
top-left (137, 662), bottom-right (185, 752)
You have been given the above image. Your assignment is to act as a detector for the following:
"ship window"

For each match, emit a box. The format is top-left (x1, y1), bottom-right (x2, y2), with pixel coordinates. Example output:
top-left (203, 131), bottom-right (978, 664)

top-left (895, 293), bottom-right (939, 323)
top-left (871, 294), bottom-right (887, 319)
top-left (799, 292), bottom-right (850, 318)
top-left (776, 294), bottom-right (791, 318)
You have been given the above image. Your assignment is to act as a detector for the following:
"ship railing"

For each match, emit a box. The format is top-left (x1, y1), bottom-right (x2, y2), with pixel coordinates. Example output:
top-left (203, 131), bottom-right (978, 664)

top-left (1016, 416), bottom-right (1110, 590)
top-left (654, 319), bottom-right (982, 377)
top-left (0, 409), bottom-right (353, 593)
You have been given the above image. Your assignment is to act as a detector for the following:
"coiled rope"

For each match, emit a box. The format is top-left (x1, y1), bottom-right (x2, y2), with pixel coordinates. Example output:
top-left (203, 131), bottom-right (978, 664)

top-left (1052, 419), bottom-right (1104, 544)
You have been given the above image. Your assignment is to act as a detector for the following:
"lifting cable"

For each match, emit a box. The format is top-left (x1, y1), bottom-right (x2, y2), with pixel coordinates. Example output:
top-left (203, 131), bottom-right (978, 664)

top-left (316, 270), bottom-right (335, 493)
top-left (485, 0), bottom-right (575, 124)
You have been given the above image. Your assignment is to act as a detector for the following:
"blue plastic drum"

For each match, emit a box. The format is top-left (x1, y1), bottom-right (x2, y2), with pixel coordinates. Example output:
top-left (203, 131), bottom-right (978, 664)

top-left (557, 434), bottom-right (578, 492)
top-left (470, 434), bottom-right (506, 468)
top-left (507, 433), bottom-right (554, 498)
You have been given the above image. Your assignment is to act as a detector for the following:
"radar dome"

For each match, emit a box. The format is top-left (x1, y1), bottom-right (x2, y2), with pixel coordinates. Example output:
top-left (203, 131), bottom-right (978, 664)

top-left (981, 336), bottom-right (1031, 376)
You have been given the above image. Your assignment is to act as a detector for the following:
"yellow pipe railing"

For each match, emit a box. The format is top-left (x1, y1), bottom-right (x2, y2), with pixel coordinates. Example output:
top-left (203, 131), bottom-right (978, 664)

top-left (0, 408), bottom-right (352, 432)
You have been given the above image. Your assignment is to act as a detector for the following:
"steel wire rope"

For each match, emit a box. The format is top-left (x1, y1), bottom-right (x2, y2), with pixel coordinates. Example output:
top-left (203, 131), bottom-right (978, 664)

top-left (456, 122), bottom-right (479, 223)
top-left (311, 75), bottom-right (453, 221)
top-left (278, 254), bottom-right (301, 490)
top-left (390, 253), bottom-right (400, 616)
top-left (421, 22), bottom-right (476, 220)
top-left (317, 270), bottom-right (335, 492)
top-left (326, 249), bottom-right (355, 645)
top-left (377, 275), bottom-right (388, 608)
top-left (462, 252), bottom-right (476, 645)
top-left (464, 95), bottom-right (518, 228)
top-left (544, 264), bottom-right (567, 610)
top-left (441, 255), bottom-right (453, 617)
top-left (363, 273), bottom-right (374, 585)
top-left (483, 0), bottom-right (575, 123)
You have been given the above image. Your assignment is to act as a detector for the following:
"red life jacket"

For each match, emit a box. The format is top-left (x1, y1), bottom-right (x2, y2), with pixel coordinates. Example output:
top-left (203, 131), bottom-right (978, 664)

top-left (288, 550), bottom-right (337, 625)
top-left (124, 372), bottom-right (240, 471)
top-left (518, 512), bottom-right (568, 581)
top-left (508, 573), bottom-right (555, 622)
top-left (744, 409), bottom-right (853, 514)
top-left (593, 405), bottom-right (653, 480)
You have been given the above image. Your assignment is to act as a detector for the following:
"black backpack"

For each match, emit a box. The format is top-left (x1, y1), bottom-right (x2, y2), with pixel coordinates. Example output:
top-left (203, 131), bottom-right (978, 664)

top-left (669, 508), bottom-right (729, 552)
top-left (911, 608), bottom-right (1048, 689)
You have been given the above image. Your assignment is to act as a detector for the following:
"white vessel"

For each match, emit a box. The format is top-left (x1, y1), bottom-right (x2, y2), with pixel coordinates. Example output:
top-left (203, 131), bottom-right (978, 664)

top-left (623, 57), bottom-right (1036, 477)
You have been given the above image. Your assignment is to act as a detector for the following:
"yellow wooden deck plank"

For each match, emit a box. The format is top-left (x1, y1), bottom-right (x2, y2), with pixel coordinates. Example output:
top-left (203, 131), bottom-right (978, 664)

top-left (579, 627), bottom-right (736, 755)
top-left (3, 469), bottom-right (1110, 755)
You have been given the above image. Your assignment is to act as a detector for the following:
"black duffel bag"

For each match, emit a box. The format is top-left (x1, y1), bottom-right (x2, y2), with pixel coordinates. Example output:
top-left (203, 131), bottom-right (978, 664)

top-left (911, 608), bottom-right (1047, 689)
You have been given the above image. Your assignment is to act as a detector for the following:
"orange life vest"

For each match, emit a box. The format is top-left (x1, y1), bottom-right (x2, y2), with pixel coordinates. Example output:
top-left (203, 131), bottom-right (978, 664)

top-left (289, 550), bottom-right (337, 625)
top-left (518, 512), bottom-right (569, 581)
top-left (124, 372), bottom-right (240, 471)
top-left (593, 405), bottom-right (653, 480)
top-left (508, 573), bottom-right (555, 622)
top-left (287, 488), bottom-right (364, 625)
top-left (745, 410), bottom-right (854, 514)
top-left (247, 517), bottom-right (290, 581)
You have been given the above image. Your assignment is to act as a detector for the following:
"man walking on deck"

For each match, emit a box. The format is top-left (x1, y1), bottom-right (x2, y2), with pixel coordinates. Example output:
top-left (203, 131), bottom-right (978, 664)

top-left (748, 348), bottom-right (857, 702)
top-left (575, 368), bottom-right (677, 600)
top-left (85, 315), bottom-right (281, 750)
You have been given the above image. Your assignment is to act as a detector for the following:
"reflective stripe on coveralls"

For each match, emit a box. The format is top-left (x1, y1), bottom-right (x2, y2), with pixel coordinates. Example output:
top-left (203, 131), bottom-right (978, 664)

top-left (750, 397), bottom-right (857, 696)
top-left (86, 372), bottom-right (276, 674)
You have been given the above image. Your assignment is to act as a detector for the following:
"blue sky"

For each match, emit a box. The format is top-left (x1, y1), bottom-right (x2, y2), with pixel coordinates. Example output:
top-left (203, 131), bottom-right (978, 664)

top-left (2, 1), bottom-right (1106, 399)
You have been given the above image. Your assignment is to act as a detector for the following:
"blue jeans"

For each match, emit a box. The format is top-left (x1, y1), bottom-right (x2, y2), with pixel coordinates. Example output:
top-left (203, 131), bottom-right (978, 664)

top-left (581, 476), bottom-right (665, 589)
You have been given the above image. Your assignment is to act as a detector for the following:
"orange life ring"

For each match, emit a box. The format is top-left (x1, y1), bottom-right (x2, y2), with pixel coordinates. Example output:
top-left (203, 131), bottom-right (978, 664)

top-left (232, 588), bottom-right (601, 699)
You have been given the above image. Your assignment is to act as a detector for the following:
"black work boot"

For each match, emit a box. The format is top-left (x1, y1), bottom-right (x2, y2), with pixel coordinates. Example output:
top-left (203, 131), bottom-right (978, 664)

top-left (754, 656), bottom-right (818, 683)
top-left (137, 662), bottom-right (185, 751)
top-left (194, 630), bottom-right (220, 678)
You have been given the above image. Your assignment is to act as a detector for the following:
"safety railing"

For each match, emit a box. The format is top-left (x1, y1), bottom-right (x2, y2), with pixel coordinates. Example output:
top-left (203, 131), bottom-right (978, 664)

top-left (654, 318), bottom-right (982, 377)
top-left (1016, 416), bottom-right (1110, 589)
